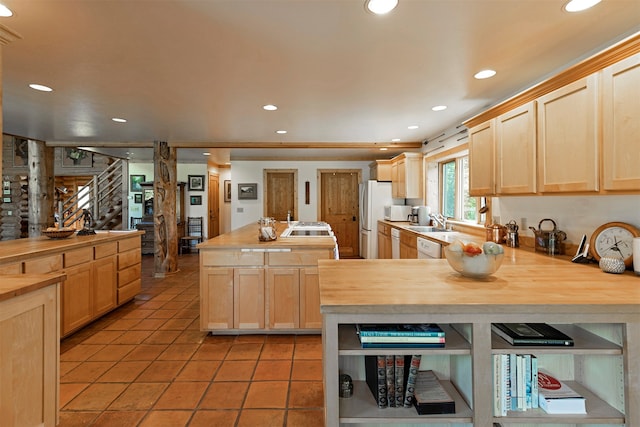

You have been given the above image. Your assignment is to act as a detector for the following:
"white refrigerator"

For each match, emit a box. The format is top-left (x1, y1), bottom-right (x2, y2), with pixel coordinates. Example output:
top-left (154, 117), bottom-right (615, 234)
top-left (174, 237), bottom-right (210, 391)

top-left (359, 180), bottom-right (393, 259)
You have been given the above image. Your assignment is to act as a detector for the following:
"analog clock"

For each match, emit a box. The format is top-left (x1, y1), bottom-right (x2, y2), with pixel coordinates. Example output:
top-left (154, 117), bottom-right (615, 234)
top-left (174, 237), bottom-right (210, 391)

top-left (589, 222), bottom-right (640, 268)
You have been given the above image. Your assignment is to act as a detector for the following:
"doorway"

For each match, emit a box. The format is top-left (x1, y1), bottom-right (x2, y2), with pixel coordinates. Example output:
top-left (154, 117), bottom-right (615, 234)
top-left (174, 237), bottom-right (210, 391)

top-left (318, 169), bottom-right (361, 258)
top-left (208, 173), bottom-right (220, 238)
top-left (264, 169), bottom-right (297, 221)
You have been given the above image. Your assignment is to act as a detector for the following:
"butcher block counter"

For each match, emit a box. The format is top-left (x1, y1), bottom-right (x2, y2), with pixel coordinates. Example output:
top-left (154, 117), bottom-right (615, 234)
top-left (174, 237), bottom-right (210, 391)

top-left (199, 222), bottom-right (337, 333)
top-left (0, 230), bottom-right (143, 337)
top-left (1, 273), bottom-right (63, 427)
top-left (318, 252), bottom-right (640, 426)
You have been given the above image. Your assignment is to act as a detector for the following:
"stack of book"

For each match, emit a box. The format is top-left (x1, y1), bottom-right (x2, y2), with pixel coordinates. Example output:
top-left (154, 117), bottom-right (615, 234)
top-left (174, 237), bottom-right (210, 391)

top-left (493, 353), bottom-right (539, 416)
top-left (364, 354), bottom-right (422, 409)
top-left (356, 323), bottom-right (446, 348)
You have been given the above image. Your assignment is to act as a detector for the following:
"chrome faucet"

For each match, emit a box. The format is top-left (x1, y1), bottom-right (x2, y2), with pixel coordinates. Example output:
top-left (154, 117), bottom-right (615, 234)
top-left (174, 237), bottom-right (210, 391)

top-left (430, 213), bottom-right (447, 229)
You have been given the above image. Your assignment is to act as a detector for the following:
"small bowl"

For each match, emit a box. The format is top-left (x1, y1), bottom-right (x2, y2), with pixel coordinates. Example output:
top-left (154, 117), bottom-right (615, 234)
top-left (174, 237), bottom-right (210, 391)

top-left (42, 229), bottom-right (76, 239)
top-left (444, 244), bottom-right (504, 278)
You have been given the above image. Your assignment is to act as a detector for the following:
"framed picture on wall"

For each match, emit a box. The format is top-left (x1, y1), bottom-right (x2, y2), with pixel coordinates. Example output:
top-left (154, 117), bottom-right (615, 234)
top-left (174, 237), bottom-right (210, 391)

top-left (224, 180), bottom-right (231, 202)
top-left (130, 175), bottom-right (145, 192)
top-left (188, 175), bottom-right (205, 191)
top-left (190, 195), bottom-right (202, 205)
top-left (134, 193), bottom-right (143, 203)
top-left (238, 183), bottom-right (258, 200)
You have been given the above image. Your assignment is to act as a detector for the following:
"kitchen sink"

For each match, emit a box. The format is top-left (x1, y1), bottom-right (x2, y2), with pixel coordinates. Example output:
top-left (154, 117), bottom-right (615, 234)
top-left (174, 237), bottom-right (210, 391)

top-left (406, 225), bottom-right (454, 233)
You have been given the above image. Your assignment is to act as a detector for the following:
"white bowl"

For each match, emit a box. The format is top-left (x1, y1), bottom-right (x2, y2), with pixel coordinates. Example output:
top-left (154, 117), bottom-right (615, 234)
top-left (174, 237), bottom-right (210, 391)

top-left (444, 244), bottom-right (504, 278)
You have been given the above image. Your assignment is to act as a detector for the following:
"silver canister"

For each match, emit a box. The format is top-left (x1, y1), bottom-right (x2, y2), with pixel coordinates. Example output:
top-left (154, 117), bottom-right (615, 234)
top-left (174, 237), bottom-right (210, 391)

top-left (505, 220), bottom-right (519, 248)
top-left (339, 374), bottom-right (353, 398)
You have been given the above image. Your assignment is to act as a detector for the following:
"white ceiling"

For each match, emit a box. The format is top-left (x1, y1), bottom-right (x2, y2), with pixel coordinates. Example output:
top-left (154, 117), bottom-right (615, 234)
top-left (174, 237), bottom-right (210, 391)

top-left (1, 0), bottom-right (639, 164)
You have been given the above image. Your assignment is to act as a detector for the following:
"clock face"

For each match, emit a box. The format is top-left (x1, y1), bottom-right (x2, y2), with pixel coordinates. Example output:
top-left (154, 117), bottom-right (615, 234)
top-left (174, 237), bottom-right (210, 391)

top-left (594, 226), bottom-right (634, 260)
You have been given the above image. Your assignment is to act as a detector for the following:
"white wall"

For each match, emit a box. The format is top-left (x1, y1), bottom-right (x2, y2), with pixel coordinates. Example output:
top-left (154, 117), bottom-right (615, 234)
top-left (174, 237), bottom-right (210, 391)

top-left (230, 160), bottom-right (371, 230)
top-left (128, 162), bottom-right (209, 237)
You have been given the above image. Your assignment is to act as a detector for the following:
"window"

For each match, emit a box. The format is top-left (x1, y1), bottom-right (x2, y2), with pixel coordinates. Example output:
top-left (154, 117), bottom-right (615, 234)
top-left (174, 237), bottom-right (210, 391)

top-left (440, 155), bottom-right (484, 224)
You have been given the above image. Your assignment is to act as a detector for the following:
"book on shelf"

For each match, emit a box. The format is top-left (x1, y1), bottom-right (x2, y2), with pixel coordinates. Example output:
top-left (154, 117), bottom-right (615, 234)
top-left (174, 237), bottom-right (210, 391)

top-left (492, 323), bottom-right (574, 346)
top-left (364, 355), bottom-right (388, 408)
top-left (361, 342), bottom-right (445, 349)
top-left (413, 370), bottom-right (456, 415)
top-left (385, 355), bottom-right (396, 407)
top-left (358, 335), bottom-right (445, 344)
top-left (394, 354), bottom-right (405, 407)
top-left (537, 371), bottom-right (586, 414)
top-left (494, 353), bottom-right (539, 416)
top-left (403, 355), bottom-right (421, 408)
top-left (356, 323), bottom-right (445, 337)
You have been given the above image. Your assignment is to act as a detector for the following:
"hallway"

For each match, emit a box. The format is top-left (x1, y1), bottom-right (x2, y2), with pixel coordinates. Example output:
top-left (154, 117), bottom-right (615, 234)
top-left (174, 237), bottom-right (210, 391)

top-left (58, 254), bottom-right (324, 427)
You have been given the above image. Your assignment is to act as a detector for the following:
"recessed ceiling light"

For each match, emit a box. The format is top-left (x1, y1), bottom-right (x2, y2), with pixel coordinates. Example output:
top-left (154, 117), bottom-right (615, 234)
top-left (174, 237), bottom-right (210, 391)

top-left (391, 138), bottom-right (401, 142)
top-left (474, 69), bottom-right (497, 79)
top-left (379, 147), bottom-right (388, 151)
top-left (29, 83), bottom-right (53, 92)
top-left (111, 117), bottom-right (127, 123)
top-left (263, 104), bottom-right (278, 111)
top-left (0, 4), bottom-right (13, 17)
top-left (365, 0), bottom-right (398, 15)
top-left (564, 0), bottom-right (601, 12)
top-left (432, 105), bottom-right (447, 111)
top-left (276, 130), bottom-right (287, 134)
top-left (408, 125), bottom-right (419, 130)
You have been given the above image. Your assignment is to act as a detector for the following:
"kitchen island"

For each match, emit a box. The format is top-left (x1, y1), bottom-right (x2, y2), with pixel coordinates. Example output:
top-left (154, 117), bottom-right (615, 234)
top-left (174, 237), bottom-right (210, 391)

top-left (1, 273), bottom-right (64, 427)
top-left (319, 251), bottom-right (639, 426)
top-left (0, 230), bottom-right (143, 337)
top-left (199, 222), bottom-right (337, 333)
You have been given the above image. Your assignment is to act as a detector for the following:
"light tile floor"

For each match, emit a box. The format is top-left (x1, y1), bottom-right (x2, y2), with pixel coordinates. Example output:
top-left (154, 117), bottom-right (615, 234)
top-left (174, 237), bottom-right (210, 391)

top-left (58, 253), bottom-right (324, 427)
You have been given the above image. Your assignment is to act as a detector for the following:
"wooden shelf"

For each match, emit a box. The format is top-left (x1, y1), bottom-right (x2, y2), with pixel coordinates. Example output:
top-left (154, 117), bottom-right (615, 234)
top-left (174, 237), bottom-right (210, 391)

top-left (339, 379), bottom-right (473, 424)
top-left (338, 323), bottom-right (471, 356)
top-left (491, 324), bottom-right (623, 355)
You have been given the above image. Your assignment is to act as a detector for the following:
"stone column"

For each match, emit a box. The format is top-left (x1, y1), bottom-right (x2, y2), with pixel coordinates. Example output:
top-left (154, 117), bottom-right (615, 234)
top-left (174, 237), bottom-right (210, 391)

top-left (153, 140), bottom-right (178, 277)
top-left (27, 140), bottom-right (55, 236)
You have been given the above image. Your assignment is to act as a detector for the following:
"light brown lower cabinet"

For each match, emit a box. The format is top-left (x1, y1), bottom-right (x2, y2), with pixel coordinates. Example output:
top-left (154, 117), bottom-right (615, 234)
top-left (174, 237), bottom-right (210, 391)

top-left (200, 248), bottom-right (332, 332)
top-left (0, 281), bottom-right (59, 427)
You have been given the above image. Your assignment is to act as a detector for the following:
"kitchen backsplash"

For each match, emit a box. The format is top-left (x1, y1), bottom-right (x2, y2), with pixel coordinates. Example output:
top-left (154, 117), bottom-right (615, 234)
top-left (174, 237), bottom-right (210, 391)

top-left (494, 195), bottom-right (640, 246)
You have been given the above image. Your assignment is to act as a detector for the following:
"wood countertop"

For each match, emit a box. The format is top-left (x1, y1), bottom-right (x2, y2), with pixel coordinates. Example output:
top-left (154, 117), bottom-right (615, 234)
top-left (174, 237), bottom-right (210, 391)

top-left (318, 247), bottom-right (640, 316)
top-left (0, 273), bottom-right (66, 303)
top-left (198, 223), bottom-right (337, 250)
top-left (0, 230), bottom-right (143, 265)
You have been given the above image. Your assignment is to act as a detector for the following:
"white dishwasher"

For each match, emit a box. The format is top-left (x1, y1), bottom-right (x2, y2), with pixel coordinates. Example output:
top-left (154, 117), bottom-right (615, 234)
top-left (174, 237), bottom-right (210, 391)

top-left (391, 227), bottom-right (401, 259)
top-left (417, 236), bottom-right (442, 259)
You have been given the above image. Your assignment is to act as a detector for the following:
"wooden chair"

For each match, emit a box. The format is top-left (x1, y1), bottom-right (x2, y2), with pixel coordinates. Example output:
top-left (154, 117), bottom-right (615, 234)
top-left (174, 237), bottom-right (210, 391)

top-left (180, 217), bottom-right (203, 254)
top-left (130, 217), bottom-right (142, 229)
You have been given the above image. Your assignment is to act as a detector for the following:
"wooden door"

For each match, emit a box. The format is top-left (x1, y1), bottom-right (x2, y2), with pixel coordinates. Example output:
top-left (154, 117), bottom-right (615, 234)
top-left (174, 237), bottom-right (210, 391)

top-left (61, 264), bottom-right (93, 335)
top-left (264, 170), bottom-right (297, 221)
top-left (267, 268), bottom-right (300, 329)
top-left (208, 173), bottom-right (219, 238)
top-left (320, 170), bottom-right (360, 258)
top-left (234, 268), bottom-right (265, 329)
top-left (200, 267), bottom-right (234, 330)
top-left (299, 267), bottom-right (321, 329)
top-left (93, 256), bottom-right (117, 316)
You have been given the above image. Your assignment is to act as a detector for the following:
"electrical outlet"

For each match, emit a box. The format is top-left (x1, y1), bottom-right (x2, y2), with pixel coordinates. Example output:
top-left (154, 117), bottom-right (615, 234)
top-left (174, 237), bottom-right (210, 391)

top-left (237, 207), bottom-right (244, 213)
top-left (7, 210), bottom-right (11, 216)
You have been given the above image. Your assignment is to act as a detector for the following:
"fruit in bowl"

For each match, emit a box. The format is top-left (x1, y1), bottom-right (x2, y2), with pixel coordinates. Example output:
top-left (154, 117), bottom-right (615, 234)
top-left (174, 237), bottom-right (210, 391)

top-left (444, 240), bottom-right (504, 278)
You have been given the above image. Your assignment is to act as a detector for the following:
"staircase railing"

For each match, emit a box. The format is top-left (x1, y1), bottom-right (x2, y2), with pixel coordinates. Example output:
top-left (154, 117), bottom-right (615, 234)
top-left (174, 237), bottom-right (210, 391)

top-left (59, 159), bottom-right (125, 230)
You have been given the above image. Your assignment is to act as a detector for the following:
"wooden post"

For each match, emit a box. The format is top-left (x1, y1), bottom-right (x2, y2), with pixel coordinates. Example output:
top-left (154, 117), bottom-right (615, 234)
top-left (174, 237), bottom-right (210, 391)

top-left (153, 141), bottom-right (178, 277)
top-left (27, 140), bottom-right (55, 236)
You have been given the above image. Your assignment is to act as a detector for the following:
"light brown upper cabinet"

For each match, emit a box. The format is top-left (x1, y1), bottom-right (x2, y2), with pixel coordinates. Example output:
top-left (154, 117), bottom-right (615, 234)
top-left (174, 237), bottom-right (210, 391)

top-left (537, 74), bottom-right (599, 193)
top-left (602, 52), bottom-right (640, 191)
top-left (468, 120), bottom-right (495, 196)
top-left (369, 159), bottom-right (392, 182)
top-left (495, 101), bottom-right (537, 195)
top-left (391, 152), bottom-right (423, 199)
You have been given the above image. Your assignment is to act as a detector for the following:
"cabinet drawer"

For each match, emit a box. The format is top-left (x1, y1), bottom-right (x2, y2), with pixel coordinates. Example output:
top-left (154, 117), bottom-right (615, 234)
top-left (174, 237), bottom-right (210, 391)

top-left (118, 263), bottom-right (141, 287)
top-left (118, 278), bottom-right (141, 304)
top-left (25, 254), bottom-right (62, 273)
top-left (64, 247), bottom-right (93, 268)
top-left (378, 222), bottom-right (390, 235)
top-left (201, 250), bottom-right (264, 266)
top-left (94, 242), bottom-right (117, 259)
top-left (267, 249), bottom-right (332, 266)
top-left (0, 262), bottom-right (21, 274)
top-left (118, 249), bottom-right (141, 270)
top-left (400, 231), bottom-right (416, 247)
top-left (118, 236), bottom-right (141, 253)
